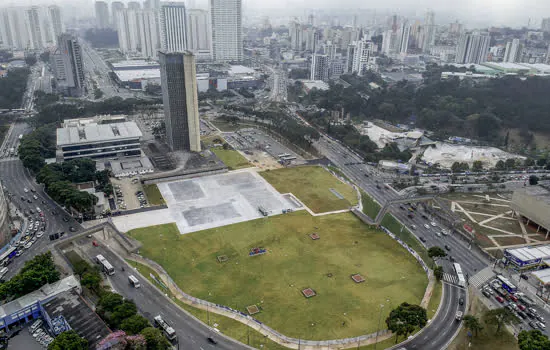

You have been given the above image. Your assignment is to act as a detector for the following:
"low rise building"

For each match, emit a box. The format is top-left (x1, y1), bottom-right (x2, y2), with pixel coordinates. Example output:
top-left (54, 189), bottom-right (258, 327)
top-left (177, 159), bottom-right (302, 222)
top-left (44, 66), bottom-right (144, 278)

top-left (56, 121), bottom-right (142, 162)
top-left (511, 186), bottom-right (550, 238)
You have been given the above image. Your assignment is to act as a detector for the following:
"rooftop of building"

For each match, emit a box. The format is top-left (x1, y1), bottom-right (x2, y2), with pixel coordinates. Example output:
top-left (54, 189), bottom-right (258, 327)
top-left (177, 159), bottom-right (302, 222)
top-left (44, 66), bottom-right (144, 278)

top-left (0, 275), bottom-right (79, 320)
top-left (111, 60), bottom-right (160, 70)
top-left (42, 289), bottom-right (110, 348)
top-left (62, 115), bottom-right (127, 128)
top-left (57, 122), bottom-right (142, 146)
top-left (481, 62), bottom-right (534, 71)
top-left (513, 186), bottom-right (550, 206)
top-left (228, 65), bottom-right (256, 76)
top-left (300, 80), bottom-right (329, 91)
top-left (506, 244), bottom-right (550, 262)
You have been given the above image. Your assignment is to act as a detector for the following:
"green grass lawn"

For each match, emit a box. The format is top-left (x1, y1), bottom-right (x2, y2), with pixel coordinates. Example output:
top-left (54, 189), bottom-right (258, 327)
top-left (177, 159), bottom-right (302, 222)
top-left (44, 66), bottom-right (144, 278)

top-left (128, 211), bottom-right (427, 340)
top-left (128, 259), bottom-right (288, 350)
top-left (260, 166), bottom-right (358, 213)
top-left (361, 190), bottom-right (381, 219)
top-left (143, 184), bottom-right (165, 206)
top-left (380, 214), bottom-right (432, 265)
top-left (211, 147), bottom-right (251, 170)
top-left (427, 281), bottom-right (443, 319)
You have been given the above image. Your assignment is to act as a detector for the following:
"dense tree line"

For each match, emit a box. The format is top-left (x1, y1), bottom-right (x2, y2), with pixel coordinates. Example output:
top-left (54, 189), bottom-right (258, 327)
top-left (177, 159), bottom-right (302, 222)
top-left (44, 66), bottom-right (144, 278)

top-left (0, 68), bottom-right (30, 109)
top-left (36, 159), bottom-right (100, 213)
top-left (48, 330), bottom-right (88, 350)
top-left (0, 252), bottom-right (60, 300)
top-left (298, 68), bottom-right (550, 147)
top-left (19, 124), bottom-right (57, 172)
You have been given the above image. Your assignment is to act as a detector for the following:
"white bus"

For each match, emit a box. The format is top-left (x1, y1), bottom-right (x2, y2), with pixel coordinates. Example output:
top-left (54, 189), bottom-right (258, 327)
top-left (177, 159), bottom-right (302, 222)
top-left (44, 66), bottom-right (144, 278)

top-left (154, 315), bottom-right (177, 341)
top-left (277, 153), bottom-right (291, 158)
top-left (453, 263), bottom-right (466, 287)
top-left (0, 267), bottom-right (8, 280)
top-left (96, 254), bottom-right (115, 275)
top-left (128, 275), bottom-right (140, 288)
top-left (0, 247), bottom-right (17, 266)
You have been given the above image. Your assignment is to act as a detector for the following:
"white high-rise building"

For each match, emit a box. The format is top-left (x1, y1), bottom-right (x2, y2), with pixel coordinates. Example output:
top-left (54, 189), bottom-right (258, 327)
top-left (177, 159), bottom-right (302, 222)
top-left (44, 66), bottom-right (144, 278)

top-left (382, 29), bottom-right (398, 56)
top-left (398, 21), bottom-right (411, 54)
top-left (0, 8), bottom-right (29, 49)
top-left (351, 39), bottom-right (375, 75)
top-left (137, 9), bottom-right (159, 58)
top-left (187, 9), bottom-right (211, 59)
top-left (503, 39), bottom-right (522, 63)
top-left (26, 6), bottom-right (45, 50)
top-left (310, 53), bottom-right (330, 81)
top-left (210, 0), bottom-right (242, 62)
top-left (115, 9), bottom-right (130, 53)
top-left (289, 20), bottom-right (302, 51)
top-left (111, 1), bottom-right (125, 29)
top-left (48, 5), bottom-right (63, 41)
top-left (159, 2), bottom-right (188, 52)
top-left (421, 10), bottom-right (436, 53)
top-left (95, 1), bottom-right (110, 29)
top-left (455, 32), bottom-right (490, 64)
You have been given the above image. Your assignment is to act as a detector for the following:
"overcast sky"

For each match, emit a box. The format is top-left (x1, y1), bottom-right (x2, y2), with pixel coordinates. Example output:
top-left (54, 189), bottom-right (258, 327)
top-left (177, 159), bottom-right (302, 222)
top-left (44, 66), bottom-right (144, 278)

top-left (4, 0), bottom-right (546, 28)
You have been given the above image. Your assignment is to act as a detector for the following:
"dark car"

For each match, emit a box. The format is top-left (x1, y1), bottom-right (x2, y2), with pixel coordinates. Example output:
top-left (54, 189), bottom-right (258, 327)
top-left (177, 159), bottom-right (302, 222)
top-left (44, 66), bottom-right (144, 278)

top-left (529, 321), bottom-right (538, 329)
top-left (27, 199), bottom-right (32, 203)
top-left (207, 337), bottom-right (217, 345)
top-left (517, 311), bottom-right (527, 319)
top-left (421, 214), bottom-right (428, 219)
top-left (459, 298), bottom-right (464, 305)
top-left (449, 256), bottom-right (455, 262)
top-left (364, 173), bottom-right (369, 177)
top-left (419, 236), bottom-right (427, 243)
top-left (407, 213), bottom-right (414, 219)
top-left (399, 205), bottom-right (406, 210)
top-left (445, 245), bottom-right (451, 251)
top-left (63, 217), bottom-right (69, 222)
top-left (520, 274), bottom-right (529, 280)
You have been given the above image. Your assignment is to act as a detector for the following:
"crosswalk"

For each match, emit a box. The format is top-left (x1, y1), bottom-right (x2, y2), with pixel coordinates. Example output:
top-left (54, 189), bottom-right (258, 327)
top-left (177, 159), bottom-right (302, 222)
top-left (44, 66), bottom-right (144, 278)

top-left (469, 267), bottom-right (495, 289)
top-left (443, 272), bottom-right (460, 285)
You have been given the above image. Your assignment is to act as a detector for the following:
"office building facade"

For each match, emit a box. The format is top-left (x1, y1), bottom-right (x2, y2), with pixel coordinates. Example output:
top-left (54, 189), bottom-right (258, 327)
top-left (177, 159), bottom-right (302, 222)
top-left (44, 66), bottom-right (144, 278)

top-left (455, 32), bottom-right (490, 64)
top-left (52, 34), bottom-right (85, 97)
top-left (159, 2), bottom-right (188, 52)
top-left (503, 39), bottom-right (523, 63)
top-left (187, 9), bottom-right (211, 59)
top-left (48, 5), bottom-right (63, 41)
top-left (310, 54), bottom-right (330, 82)
top-left (159, 51), bottom-right (201, 152)
top-left (210, 0), bottom-right (242, 62)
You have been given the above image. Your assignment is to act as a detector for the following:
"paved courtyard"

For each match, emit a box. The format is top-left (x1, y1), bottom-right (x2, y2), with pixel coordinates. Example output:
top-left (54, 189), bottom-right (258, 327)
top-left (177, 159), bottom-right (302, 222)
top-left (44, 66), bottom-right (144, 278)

top-left (113, 169), bottom-right (301, 234)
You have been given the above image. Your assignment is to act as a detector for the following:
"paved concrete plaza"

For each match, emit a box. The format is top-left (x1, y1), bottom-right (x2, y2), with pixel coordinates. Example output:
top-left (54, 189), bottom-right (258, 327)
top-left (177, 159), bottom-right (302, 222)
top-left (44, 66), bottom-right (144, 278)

top-left (113, 169), bottom-right (300, 234)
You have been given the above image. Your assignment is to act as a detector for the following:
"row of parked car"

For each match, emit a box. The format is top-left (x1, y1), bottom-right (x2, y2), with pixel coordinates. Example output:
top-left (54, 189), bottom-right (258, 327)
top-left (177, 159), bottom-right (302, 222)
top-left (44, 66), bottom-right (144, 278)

top-left (482, 279), bottom-right (546, 330)
top-left (29, 319), bottom-right (53, 348)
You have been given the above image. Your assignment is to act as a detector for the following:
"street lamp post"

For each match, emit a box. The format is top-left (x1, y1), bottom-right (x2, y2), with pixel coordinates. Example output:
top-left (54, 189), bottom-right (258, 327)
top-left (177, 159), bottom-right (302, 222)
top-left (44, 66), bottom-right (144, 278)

top-left (374, 304), bottom-right (385, 350)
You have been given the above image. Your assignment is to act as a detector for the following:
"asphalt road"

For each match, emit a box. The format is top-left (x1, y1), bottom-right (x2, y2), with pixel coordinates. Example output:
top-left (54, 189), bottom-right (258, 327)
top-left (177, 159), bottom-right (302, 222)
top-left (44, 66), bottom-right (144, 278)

top-left (80, 243), bottom-right (249, 350)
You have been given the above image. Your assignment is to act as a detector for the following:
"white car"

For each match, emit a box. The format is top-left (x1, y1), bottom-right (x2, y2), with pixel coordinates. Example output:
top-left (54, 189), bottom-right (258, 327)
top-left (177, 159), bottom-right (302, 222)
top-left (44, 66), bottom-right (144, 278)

top-left (24, 242), bottom-right (32, 249)
top-left (430, 222), bottom-right (437, 227)
top-left (36, 232), bottom-right (43, 238)
top-left (424, 224), bottom-right (430, 229)
top-left (24, 188), bottom-right (29, 193)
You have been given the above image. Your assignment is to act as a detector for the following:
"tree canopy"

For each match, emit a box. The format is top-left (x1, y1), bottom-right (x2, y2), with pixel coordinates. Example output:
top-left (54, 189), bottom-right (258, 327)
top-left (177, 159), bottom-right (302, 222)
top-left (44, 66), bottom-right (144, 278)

top-left (485, 308), bottom-right (519, 334)
top-left (0, 68), bottom-right (30, 109)
top-left (48, 330), bottom-right (88, 350)
top-left (518, 329), bottom-right (550, 350)
top-left (386, 302), bottom-right (427, 343)
top-left (428, 246), bottom-right (447, 260)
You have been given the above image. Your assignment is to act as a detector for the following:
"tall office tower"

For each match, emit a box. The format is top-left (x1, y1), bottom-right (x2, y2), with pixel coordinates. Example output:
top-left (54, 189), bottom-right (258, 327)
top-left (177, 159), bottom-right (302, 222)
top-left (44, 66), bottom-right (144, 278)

top-left (210, 0), bottom-right (242, 62)
top-left (503, 39), bottom-right (523, 63)
top-left (289, 21), bottom-right (303, 51)
top-left (421, 10), bottom-right (436, 53)
top-left (115, 8), bottom-right (141, 54)
top-left (95, 1), bottom-right (110, 29)
top-left (48, 5), bottom-right (63, 41)
top-left (144, 0), bottom-right (161, 9)
top-left (187, 9), bottom-right (212, 59)
top-left (310, 53), bottom-right (330, 82)
top-left (111, 1), bottom-right (125, 29)
top-left (542, 18), bottom-right (550, 33)
top-left (345, 42), bottom-right (356, 73)
top-left (351, 39), bottom-right (375, 75)
top-left (0, 7), bottom-right (31, 50)
top-left (398, 21), bottom-right (411, 54)
top-left (26, 6), bottom-right (45, 50)
top-left (159, 2), bottom-right (188, 52)
top-left (128, 2), bottom-right (141, 11)
top-left (115, 9), bottom-right (130, 53)
top-left (304, 26), bottom-right (317, 52)
top-left (381, 29), bottom-right (398, 56)
top-left (455, 32), bottom-right (490, 64)
top-left (137, 10), bottom-right (159, 58)
top-left (52, 34), bottom-right (85, 97)
top-left (159, 51), bottom-right (201, 152)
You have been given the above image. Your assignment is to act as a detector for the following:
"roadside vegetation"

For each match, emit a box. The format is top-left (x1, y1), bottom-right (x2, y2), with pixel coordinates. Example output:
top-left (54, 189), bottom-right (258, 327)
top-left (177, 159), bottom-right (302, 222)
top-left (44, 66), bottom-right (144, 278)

top-left (211, 147), bottom-right (251, 170)
top-left (0, 67), bottom-right (30, 109)
top-left (143, 184), bottom-right (165, 206)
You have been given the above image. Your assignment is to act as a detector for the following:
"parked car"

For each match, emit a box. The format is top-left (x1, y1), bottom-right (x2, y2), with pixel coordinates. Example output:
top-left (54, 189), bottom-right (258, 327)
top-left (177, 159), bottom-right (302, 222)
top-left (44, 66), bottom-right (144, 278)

top-left (495, 296), bottom-right (505, 303)
top-left (445, 245), bottom-right (451, 251)
top-left (419, 236), bottom-right (426, 243)
top-left (430, 222), bottom-right (437, 227)
top-left (424, 224), bottom-right (430, 229)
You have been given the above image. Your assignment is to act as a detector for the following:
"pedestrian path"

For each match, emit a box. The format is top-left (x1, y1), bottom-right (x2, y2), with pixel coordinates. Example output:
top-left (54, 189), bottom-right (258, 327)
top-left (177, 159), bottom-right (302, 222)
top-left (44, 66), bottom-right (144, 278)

top-left (469, 266), bottom-right (495, 289)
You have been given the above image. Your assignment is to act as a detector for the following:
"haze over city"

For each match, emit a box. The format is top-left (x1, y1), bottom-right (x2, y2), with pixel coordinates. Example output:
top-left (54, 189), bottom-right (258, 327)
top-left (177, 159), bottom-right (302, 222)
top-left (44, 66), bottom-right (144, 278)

top-left (1, 0), bottom-right (550, 349)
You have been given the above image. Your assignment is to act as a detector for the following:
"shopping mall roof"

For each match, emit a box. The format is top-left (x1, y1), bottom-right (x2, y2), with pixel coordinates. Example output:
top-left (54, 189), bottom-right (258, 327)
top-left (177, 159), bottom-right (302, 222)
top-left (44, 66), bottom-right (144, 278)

top-left (531, 268), bottom-right (550, 285)
top-left (506, 245), bottom-right (550, 264)
top-left (114, 69), bottom-right (160, 82)
top-left (57, 122), bottom-right (142, 146)
top-left (228, 65), bottom-right (256, 76)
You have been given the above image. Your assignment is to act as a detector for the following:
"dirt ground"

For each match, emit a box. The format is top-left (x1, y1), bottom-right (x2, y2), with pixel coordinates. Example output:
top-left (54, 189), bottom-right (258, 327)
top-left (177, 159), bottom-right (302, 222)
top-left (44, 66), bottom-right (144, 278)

top-left (111, 178), bottom-right (144, 210)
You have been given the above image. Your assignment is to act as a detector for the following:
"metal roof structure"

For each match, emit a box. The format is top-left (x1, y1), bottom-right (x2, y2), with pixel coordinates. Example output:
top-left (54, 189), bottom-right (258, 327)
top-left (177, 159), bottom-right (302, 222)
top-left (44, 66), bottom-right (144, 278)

top-left (57, 122), bottom-right (142, 146)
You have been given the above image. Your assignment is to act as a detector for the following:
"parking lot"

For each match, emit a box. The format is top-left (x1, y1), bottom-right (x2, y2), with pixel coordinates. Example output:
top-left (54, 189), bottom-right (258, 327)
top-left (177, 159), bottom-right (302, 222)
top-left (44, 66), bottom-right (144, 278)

top-left (111, 178), bottom-right (148, 211)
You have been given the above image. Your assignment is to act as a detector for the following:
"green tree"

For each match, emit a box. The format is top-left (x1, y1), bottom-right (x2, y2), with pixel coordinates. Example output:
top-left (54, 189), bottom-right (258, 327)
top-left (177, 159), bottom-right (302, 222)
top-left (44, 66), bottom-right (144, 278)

top-left (463, 315), bottom-right (483, 337)
top-left (120, 314), bottom-right (150, 335)
top-left (48, 330), bottom-right (88, 350)
top-left (495, 160), bottom-right (506, 170)
top-left (433, 266), bottom-right (444, 281)
top-left (81, 270), bottom-right (101, 291)
top-left (428, 246), bottom-right (447, 260)
top-left (386, 303), bottom-right (428, 343)
top-left (518, 329), bottom-right (550, 350)
top-left (524, 158), bottom-right (536, 167)
top-left (505, 158), bottom-right (517, 170)
top-left (472, 160), bottom-right (483, 172)
top-left (72, 260), bottom-right (90, 279)
top-left (98, 292), bottom-right (124, 312)
top-left (140, 327), bottom-right (171, 350)
top-left (529, 175), bottom-right (539, 186)
top-left (485, 308), bottom-right (519, 334)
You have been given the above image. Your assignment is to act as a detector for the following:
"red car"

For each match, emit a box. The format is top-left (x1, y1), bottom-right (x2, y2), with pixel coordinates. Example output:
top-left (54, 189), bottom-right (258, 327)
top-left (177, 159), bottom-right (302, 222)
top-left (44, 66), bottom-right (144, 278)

top-left (518, 304), bottom-right (526, 311)
top-left (509, 294), bottom-right (518, 302)
top-left (496, 296), bottom-right (505, 303)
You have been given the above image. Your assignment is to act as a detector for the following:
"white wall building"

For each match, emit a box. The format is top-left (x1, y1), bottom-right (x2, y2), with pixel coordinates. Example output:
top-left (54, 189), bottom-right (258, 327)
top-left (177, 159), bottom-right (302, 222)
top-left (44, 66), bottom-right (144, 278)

top-left (95, 1), bottom-right (110, 29)
top-left (137, 9), bottom-right (159, 59)
top-left (310, 53), bottom-right (330, 82)
top-left (421, 10), bottom-right (436, 53)
top-left (351, 39), bottom-right (375, 75)
top-left (187, 9), bottom-right (211, 59)
top-left (456, 32), bottom-right (490, 64)
top-left (503, 39), bottom-right (523, 63)
top-left (210, 0), bottom-right (242, 62)
top-left (48, 5), bottom-right (63, 41)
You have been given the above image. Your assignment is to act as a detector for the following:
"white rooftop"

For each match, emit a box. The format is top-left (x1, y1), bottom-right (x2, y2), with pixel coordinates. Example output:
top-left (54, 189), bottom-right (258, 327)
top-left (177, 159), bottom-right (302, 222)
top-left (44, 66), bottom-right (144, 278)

top-left (115, 69), bottom-right (160, 82)
top-left (531, 268), bottom-right (550, 284)
top-left (228, 65), bottom-right (255, 76)
top-left (482, 62), bottom-right (532, 70)
top-left (507, 245), bottom-right (550, 262)
top-left (57, 122), bottom-right (142, 146)
top-left (111, 60), bottom-right (159, 69)
top-left (301, 80), bottom-right (329, 91)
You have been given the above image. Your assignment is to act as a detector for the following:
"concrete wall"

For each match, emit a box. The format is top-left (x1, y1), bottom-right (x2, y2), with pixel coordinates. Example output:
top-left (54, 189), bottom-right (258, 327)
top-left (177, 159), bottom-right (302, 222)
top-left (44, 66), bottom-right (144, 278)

top-left (511, 190), bottom-right (550, 232)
